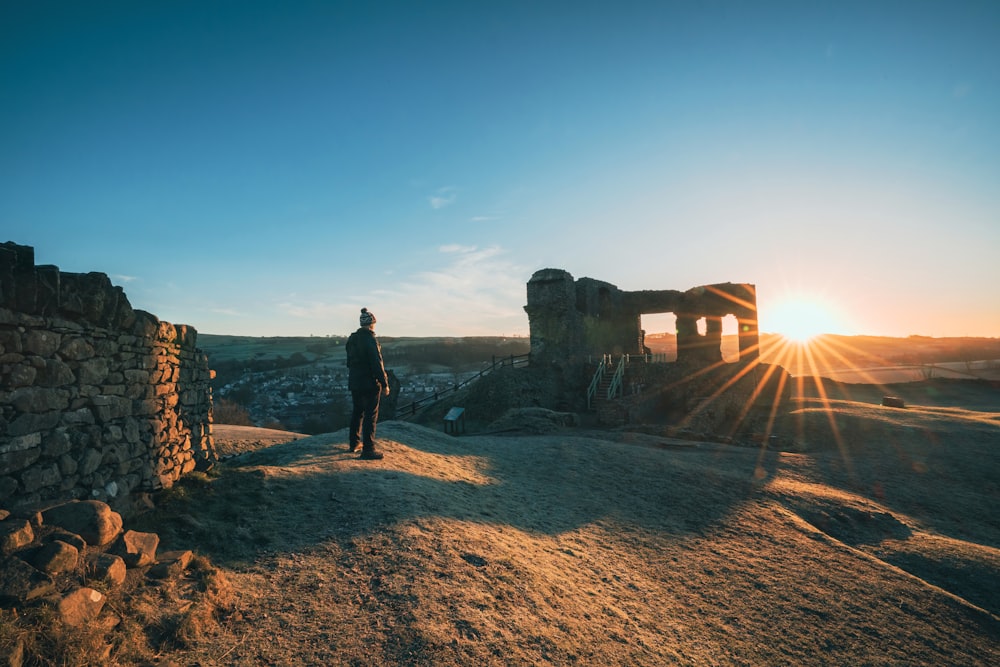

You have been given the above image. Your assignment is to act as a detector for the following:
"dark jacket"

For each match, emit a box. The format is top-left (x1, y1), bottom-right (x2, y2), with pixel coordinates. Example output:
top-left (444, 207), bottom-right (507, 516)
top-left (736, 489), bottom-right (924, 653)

top-left (346, 327), bottom-right (388, 392)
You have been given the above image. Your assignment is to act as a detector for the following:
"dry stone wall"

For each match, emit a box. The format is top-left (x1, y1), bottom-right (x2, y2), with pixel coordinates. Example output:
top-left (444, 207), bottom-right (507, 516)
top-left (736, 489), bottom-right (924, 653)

top-left (0, 242), bottom-right (215, 514)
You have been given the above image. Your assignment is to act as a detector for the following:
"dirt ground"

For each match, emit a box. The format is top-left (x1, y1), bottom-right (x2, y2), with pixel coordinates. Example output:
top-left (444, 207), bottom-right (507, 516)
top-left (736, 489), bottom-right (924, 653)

top-left (123, 386), bottom-right (1000, 666)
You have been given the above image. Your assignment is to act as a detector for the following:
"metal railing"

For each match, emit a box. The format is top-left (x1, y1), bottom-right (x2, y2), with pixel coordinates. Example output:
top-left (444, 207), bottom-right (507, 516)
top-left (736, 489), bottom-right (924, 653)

top-left (607, 354), bottom-right (627, 400)
top-left (587, 353), bottom-right (665, 409)
top-left (586, 354), bottom-right (609, 410)
top-left (397, 353), bottom-right (530, 418)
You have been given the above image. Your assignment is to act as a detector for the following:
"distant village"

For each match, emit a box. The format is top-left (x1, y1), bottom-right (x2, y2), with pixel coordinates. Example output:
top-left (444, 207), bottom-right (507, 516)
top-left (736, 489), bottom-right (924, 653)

top-left (216, 363), bottom-right (482, 433)
top-left (205, 335), bottom-right (530, 433)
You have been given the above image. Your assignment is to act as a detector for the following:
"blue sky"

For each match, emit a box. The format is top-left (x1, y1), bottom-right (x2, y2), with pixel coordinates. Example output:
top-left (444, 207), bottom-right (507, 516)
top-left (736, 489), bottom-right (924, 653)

top-left (3, 1), bottom-right (998, 337)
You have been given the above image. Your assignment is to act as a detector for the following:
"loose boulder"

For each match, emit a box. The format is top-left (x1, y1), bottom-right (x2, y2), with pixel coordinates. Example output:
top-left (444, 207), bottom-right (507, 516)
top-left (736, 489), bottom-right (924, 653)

top-left (42, 528), bottom-right (86, 551)
top-left (31, 540), bottom-right (79, 576)
top-left (57, 587), bottom-right (105, 627)
top-left (41, 500), bottom-right (122, 546)
top-left (148, 549), bottom-right (194, 580)
top-left (88, 553), bottom-right (127, 587)
top-left (0, 519), bottom-right (34, 556)
top-left (0, 556), bottom-right (55, 605)
top-left (112, 529), bottom-right (159, 567)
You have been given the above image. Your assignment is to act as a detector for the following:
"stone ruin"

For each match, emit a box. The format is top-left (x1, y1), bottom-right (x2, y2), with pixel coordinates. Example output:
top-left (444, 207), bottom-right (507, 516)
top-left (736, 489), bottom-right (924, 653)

top-left (0, 242), bottom-right (215, 516)
top-left (523, 268), bottom-right (787, 430)
top-left (524, 268), bottom-right (759, 364)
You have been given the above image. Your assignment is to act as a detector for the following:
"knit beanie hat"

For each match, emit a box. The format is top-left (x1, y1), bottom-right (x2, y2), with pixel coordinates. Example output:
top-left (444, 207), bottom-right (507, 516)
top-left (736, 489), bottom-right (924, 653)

top-left (359, 308), bottom-right (376, 326)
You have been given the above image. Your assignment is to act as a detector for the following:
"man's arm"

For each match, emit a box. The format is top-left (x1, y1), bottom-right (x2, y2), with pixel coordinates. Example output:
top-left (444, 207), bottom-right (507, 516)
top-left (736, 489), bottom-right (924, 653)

top-left (368, 336), bottom-right (389, 392)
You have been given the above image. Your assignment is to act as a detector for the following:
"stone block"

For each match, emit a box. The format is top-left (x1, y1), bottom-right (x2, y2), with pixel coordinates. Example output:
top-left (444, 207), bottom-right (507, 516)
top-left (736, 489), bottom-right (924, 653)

top-left (0, 432), bottom-right (41, 456)
top-left (0, 519), bottom-right (34, 555)
top-left (91, 339), bottom-right (113, 359)
top-left (42, 429), bottom-right (72, 457)
top-left (7, 411), bottom-right (59, 437)
top-left (78, 357), bottom-right (109, 385)
top-left (148, 549), bottom-right (193, 580)
top-left (42, 500), bottom-right (123, 546)
top-left (57, 453), bottom-right (79, 477)
top-left (0, 555), bottom-right (55, 604)
top-left (0, 326), bottom-right (21, 351)
top-left (79, 448), bottom-right (103, 476)
top-left (89, 553), bottom-right (127, 587)
top-left (43, 528), bottom-right (86, 550)
top-left (58, 337), bottom-right (95, 361)
top-left (126, 383), bottom-right (152, 399)
top-left (38, 358), bottom-right (75, 386)
top-left (154, 382), bottom-right (175, 397)
top-left (20, 463), bottom-right (61, 493)
top-left (123, 369), bottom-right (149, 384)
top-left (112, 529), bottom-right (159, 567)
top-left (123, 418), bottom-right (141, 443)
top-left (59, 473), bottom-right (79, 491)
top-left (4, 362), bottom-right (37, 387)
top-left (57, 586), bottom-right (106, 627)
top-left (0, 443), bottom-right (41, 475)
top-left (0, 476), bottom-right (17, 500)
top-left (11, 386), bottom-right (70, 412)
top-left (32, 540), bottom-right (79, 575)
top-left (133, 398), bottom-right (158, 415)
top-left (62, 407), bottom-right (96, 426)
top-left (23, 330), bottom-right (61, 357)
top-left (132, 310), bottom-right (159, 338)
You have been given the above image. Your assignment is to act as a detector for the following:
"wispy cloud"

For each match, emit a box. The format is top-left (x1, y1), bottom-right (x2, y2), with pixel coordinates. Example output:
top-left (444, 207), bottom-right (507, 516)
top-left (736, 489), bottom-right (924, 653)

top-left (440, 244), bottom-right (477, 253)
top-left (112, 274), bottom-right (138, 284)
top-left (266, 246), bottom-right (530, 336)
top-left (361, 245), bottom-right (529, 336)
top-left (469, 215), bottom-right (500, 222)
top-left (428, 186), bottom-right (458, 210)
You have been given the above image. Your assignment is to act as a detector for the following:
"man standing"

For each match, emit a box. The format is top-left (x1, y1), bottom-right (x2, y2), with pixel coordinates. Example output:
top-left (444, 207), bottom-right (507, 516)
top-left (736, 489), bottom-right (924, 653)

top-left (346, 307), bottom-right (389, 459)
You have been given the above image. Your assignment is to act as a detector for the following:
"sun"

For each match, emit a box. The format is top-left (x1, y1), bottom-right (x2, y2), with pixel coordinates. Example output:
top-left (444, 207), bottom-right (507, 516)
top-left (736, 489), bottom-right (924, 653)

top-left (765, 296), bottom-right (841, 343)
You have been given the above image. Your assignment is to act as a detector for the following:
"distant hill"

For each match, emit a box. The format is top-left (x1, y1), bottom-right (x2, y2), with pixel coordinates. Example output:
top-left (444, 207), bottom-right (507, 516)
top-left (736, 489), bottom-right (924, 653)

top-left (198, 332), bottom-right (1000, 386)
top-left (758, 333), bottom-right (1000, 380)
top-left (198, 334), bottom-right (530, 367)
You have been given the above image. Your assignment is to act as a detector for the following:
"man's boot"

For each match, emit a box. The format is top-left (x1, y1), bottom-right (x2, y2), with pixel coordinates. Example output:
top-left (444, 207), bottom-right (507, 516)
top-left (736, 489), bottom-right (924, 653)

top-left (360, 443), bottom-right (383, 460)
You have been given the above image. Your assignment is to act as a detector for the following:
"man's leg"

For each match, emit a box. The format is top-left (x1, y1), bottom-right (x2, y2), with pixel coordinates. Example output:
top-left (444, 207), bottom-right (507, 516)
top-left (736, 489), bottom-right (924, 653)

top-left (348, 391), bottom-right (364, 452)
top-left (360, 389), bottom-right (383, 460)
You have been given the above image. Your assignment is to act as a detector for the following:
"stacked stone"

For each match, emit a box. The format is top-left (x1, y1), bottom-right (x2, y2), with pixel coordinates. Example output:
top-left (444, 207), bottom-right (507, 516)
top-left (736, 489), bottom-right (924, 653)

top-left (0, 499), bottom-right (194, 635)
top-left (0, 242), bottom-right (215, 514)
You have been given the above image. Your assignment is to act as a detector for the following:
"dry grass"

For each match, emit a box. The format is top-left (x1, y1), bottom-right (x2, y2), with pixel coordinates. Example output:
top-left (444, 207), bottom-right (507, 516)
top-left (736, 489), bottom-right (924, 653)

top-left (5, 391), bottom-right (998, 665)
top-left (127, 396), bottom-right (998, 666)
top-left (0, 547), bottom-right (233, 666)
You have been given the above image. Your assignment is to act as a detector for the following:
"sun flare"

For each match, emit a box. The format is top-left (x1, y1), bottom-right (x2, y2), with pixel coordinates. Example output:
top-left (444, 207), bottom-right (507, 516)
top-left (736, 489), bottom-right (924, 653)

top-left (766, 297), bottom-right (841, 343)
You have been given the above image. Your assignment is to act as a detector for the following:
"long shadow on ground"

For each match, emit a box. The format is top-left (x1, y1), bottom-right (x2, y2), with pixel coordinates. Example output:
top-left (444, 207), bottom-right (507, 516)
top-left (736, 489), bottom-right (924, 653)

top-left (133, 421), bottom-right (779, 569)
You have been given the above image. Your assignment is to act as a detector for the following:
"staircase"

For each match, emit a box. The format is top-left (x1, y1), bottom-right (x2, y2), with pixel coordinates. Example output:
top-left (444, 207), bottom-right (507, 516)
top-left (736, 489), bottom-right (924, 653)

top-left (587, 355), bottom-right (629, 426)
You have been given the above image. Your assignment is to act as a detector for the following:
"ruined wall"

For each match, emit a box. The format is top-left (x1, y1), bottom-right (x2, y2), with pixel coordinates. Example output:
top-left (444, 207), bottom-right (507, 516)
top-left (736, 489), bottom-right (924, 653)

top-left (0, 243), bottom-right (215, 514)
top-left (524, 268), bottom-right (760, 366)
